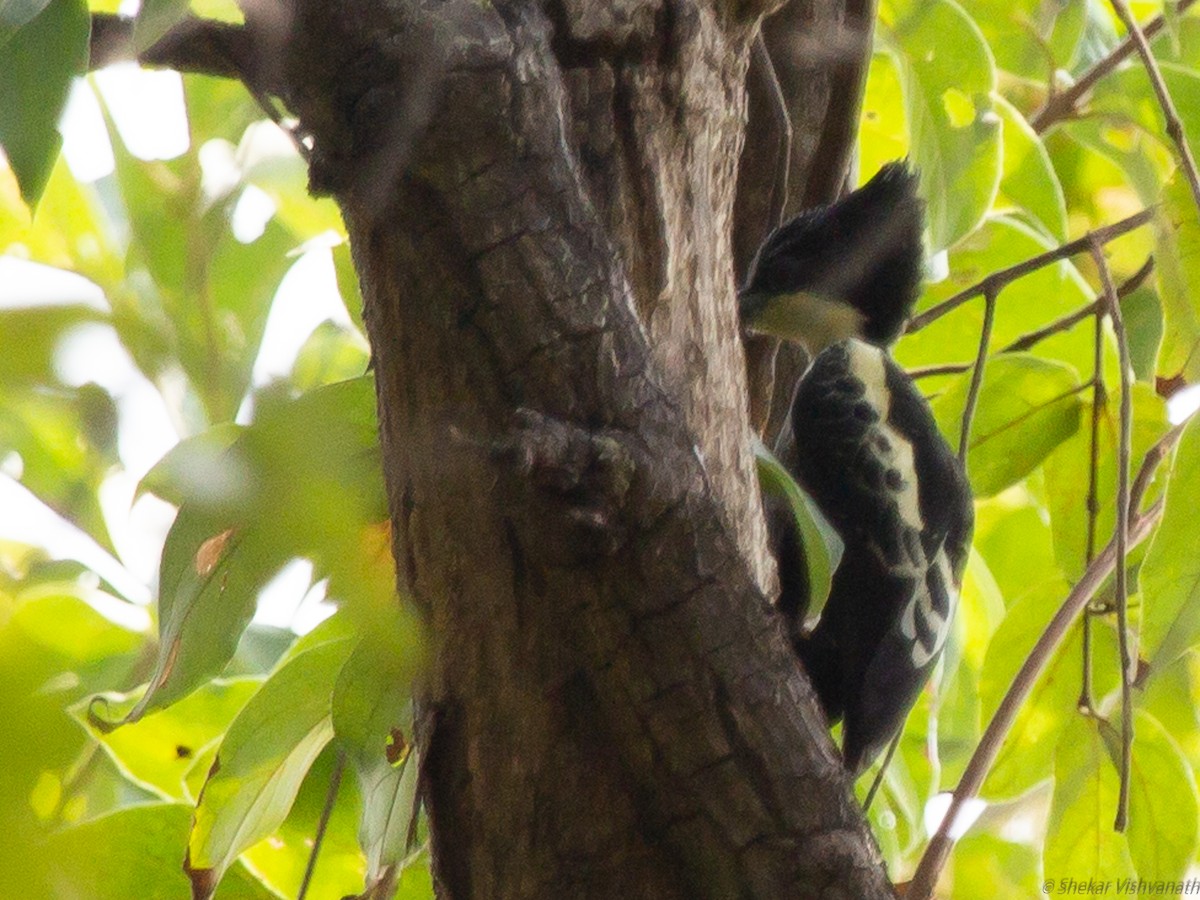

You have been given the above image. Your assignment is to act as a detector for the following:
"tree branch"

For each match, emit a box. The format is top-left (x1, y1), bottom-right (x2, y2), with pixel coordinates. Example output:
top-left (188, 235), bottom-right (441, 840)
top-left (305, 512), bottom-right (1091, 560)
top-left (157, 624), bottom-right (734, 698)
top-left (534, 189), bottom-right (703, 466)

top-left (90, 14), bottom-right (256, 79)
top-left (1078, 295), bottom-right (1106, 714)
top-left (1108, 0), bottom-right (1200, 219)
top-left (1130, 417), bottom-right (1190, 516)
top-left (88, 12), bottom-right (290, 138)
top-left (905, 208), bottom-right (1156, 334)
top-left (1032, 0), bottom-right (1198, 133)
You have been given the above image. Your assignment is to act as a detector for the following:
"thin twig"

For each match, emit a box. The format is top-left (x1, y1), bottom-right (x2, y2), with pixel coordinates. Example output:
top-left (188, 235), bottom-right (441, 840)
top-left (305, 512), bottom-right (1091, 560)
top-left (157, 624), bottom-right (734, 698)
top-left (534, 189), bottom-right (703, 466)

top-left (1032, 0), bottom-right (1199, 133)
top-left (906, 501), bottom-right (1164, 900)
top-left (1079, 305), bottom-right (1107, 714)
top-left (906, 209), bottom-right (1156, 334)
top-left (862, 731), bottom-right (902, 813)
top-left (1109, 0), bottom-right (1200, 217)
top-left (908, 362), bottom-right (972, 380)
top-left (753, 32), bottom-right (793, 230)
top-left (958, 289), bottom-right (997, 464)
top-left (1091, 238), bottom-right (1136, 832)
top-left (1130, 418), bottom-right (1189, 514)
top-left (1003, 257), bottom-right (1155, 355)
top-left (298, 751), bottom-right (347, 900)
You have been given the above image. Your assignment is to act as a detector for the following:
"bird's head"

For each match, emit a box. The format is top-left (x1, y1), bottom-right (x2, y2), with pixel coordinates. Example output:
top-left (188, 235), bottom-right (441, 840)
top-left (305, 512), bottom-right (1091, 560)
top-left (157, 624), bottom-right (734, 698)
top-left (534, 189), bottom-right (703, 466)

top-left (739, 162), bottom-right (925, 354)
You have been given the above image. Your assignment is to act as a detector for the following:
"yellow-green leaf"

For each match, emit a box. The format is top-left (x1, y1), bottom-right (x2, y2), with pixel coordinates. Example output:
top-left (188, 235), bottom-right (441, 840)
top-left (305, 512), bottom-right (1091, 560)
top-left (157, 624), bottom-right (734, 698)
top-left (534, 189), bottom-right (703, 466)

top-left (932, 353), bottom-right (1084, 498)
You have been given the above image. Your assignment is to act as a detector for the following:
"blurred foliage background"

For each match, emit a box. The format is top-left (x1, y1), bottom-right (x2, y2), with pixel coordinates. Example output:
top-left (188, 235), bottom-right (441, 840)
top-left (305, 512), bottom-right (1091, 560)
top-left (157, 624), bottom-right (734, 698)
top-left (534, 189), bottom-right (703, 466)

top-left (4, 0), bottom-right (1200, 897)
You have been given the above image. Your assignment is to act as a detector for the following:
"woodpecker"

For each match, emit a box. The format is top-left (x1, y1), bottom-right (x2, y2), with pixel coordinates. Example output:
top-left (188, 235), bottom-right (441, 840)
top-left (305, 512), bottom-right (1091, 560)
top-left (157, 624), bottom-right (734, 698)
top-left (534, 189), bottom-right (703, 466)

top-left (741, 162), bottom-right (973, 774)
top-left (784, 341), bottom-right (973, 772)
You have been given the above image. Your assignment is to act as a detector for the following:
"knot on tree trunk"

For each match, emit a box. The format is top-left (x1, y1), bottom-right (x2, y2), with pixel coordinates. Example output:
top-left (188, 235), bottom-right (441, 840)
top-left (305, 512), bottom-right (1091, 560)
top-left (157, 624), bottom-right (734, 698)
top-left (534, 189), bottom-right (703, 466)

top-left (491, 407), bottom-right (638, 561)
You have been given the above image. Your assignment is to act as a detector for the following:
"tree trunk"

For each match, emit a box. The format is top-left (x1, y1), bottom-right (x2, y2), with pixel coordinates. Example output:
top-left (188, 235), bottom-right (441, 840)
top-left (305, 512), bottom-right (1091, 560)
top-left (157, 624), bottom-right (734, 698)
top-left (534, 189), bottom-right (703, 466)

top-left (270, 0), bottom-right (893, 895)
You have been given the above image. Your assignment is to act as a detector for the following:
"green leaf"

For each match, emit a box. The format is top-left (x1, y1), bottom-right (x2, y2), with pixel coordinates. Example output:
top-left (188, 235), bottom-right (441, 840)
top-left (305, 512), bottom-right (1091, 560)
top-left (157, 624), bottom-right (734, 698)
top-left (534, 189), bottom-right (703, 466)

top-left (1122, 284), bottom-right (1164, 383)
top-left (290, 320), bottom-right (370, 392)
top-left (332, 636), bottom-right (416, 756)
top-left (1125, 711), bottom-right (1199, 888)
top-left (332, 240), bottom-right (366, 335)
top-left (948, 833), bottom-right (1041, 900)
top-left (879, 0), bottom-right (1002, 251)
top-left (136, 422), bottom-right (244, 506)
top-left (0, 0), bottom-right (88, 207)
top-left (333, 635), bottom-right (420, 884)
top-left (94, 377), bottom-right (385, 727)
top-left (107, 119), bottom-right (201, 298)
top-left (1153, 171), bottom-right (1200, 382)
top-left (47, 803), bottom-right (280, 900)
top-left (11, 591), bottom-right (142, 667)
top-left (74, 677), bottom-right (261, 801)
top-left (970, 0), bottom-right (1087, 75)
top-left (1072, 1), bottom-right (1120, 73)
top-left (277, 608), bottom-right (357, 665)
top-left (0, 157), bottom-right (128, 305)
top-left (754, 441), bottom-right (843, 616)
top-left (1092, 63), bottom-right (1200, 169)
top-left (972, 488), bottom-right (1060, 606)
top-left (931, 353), bottom-right (1084, 498)
top-left (0, 0), bottom-right (54, 37)
top-left (0, 382), bottom-right (122, 550)
top-left (189, 0), bottom-right (242, 23)
top-left (1060, 115), bottom-right (1174, 209)
top-left (994, 95), bottom-right (1068, 242)
top-left (1044, 717), bottom-right (1137, 890)
top-left (393, 848), bottom-right (435, 899)
top-left (186, 636), bottom-right (355, 898)
top-left (87, 512), bottom-right (284, 728)
top-left (203, 218), bottom-right (298, 419)
top-left (859, 52), bottom-right (910, 186)
top-left (182, 73), bottom-right (261, 146)
top-left (956, 547), bottom-right (1007, 680)
top-left (108, 106), bottom-right (297, 421)
top-left (1141, 414), bottom-right (1200, 676)
top-left (1140, 651), bottom-right (1200, 770)
top-left (240, 131), bottom-right (345, 241)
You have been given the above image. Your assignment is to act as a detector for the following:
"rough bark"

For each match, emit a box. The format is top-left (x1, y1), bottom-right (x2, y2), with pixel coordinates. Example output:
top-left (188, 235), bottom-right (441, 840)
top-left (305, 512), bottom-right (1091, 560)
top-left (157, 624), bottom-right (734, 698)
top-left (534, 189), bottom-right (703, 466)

top-left (240, 0), bottom-right (895, 896)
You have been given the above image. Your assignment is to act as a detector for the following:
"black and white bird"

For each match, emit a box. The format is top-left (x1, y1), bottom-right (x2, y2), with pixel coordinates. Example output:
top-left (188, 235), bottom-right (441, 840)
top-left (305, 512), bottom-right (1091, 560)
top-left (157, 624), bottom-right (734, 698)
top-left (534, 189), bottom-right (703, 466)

top-left (741, 163), bottom-right (974, 774)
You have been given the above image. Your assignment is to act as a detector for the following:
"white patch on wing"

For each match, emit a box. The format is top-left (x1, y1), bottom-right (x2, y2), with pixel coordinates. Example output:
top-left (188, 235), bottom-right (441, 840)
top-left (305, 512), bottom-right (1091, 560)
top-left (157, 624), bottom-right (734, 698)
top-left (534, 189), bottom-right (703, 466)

top-left (885, 433), bottom-right (924, 532)
top-left (846, 339), bottom-right (889, 412)
top-left (907, 548), bottom-right (958, 667)
top-left (845, 340), bottom-right (924, 532)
